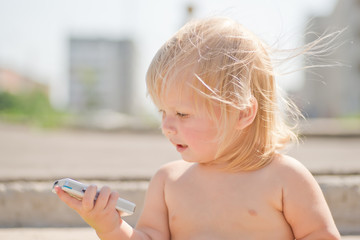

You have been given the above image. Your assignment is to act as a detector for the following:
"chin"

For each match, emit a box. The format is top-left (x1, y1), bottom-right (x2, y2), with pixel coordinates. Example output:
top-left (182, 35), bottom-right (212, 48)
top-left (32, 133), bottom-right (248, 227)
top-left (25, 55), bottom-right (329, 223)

top-left (182, 158), bottom-right (196, 163)
top-left (182, 156), bottom-right (210, 164)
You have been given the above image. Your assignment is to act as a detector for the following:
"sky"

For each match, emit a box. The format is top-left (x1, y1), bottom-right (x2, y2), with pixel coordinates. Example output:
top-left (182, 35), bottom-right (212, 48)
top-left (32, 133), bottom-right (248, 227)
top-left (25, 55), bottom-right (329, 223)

top-left (0, 0), bottom-right (337, 110)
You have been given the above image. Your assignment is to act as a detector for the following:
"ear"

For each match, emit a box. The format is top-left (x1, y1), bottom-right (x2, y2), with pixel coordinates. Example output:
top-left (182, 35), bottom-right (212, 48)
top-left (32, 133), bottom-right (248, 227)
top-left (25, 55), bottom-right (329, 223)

top-left (236, 96), bottom-right (258, 130)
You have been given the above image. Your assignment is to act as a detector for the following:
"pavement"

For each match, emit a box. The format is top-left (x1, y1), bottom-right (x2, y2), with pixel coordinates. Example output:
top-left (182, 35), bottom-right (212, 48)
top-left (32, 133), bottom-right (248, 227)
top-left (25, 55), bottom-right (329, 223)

top-left (0, 228), bottom-right (359, 240)
top-left (0, 228), bottom-right (100, 240)
top-left (1, 122), bottom-right (359, 181)
top-left (0, 122), bottom-right (360, 239)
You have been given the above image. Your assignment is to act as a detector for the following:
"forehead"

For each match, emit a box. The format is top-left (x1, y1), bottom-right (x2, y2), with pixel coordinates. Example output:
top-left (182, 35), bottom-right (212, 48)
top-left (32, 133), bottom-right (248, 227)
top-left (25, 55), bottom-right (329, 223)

top-left (160, 80), bottom-right (223, 119)
top-left (153, 64), bottom-right (197, 103)
top-left (147, 56), bottom-right (217, 114)
top-left (159, 84), bottom-right (196, 109)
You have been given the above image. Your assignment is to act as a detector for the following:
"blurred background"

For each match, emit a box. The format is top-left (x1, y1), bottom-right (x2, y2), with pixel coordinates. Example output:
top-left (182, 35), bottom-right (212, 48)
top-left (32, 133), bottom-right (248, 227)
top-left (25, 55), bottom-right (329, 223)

top-left (0, 0), bottom-right (359, 238)
top-left (1, 0), bottom-right (359, 128)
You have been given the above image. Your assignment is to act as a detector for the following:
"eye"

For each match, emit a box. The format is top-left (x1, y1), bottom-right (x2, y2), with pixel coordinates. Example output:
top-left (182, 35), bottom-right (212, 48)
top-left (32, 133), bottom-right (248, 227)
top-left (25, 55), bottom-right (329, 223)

top-left (176, 112), bottom-right (189, 118)
top-left (158, 109), bottom-right (165, 118)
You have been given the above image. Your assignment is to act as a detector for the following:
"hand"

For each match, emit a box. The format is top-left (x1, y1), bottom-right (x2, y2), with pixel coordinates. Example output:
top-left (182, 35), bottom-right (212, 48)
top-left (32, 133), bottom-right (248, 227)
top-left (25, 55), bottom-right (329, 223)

top-left (55, 185), bottom-right (123, 235)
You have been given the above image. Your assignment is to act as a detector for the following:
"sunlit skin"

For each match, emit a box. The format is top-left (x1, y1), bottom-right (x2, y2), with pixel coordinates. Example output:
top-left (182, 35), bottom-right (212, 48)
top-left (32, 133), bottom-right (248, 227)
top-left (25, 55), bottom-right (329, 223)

top-left (159, 89), bottom-right (221, 165)
top-left (55, 16), bottom-right (340, 240)
top-left (56, 86), bottom-right (340, 240)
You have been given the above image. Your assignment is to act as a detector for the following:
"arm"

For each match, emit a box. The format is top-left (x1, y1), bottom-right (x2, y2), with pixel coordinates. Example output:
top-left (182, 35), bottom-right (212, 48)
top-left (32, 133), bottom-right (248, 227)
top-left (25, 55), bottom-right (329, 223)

top-left (280, 157), bottom-right (341, 240)
top-left (135, 166), bottom-right (171, 240)
top-left (55, 167), bottom-right (170, 240)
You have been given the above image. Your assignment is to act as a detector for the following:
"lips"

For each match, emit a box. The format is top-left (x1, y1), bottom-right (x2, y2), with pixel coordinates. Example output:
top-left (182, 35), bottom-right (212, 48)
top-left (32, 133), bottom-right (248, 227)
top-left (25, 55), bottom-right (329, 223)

top-left (176, 144), bottom-right (188, 152)
top-left (170, 140), bottom-right (188, 153)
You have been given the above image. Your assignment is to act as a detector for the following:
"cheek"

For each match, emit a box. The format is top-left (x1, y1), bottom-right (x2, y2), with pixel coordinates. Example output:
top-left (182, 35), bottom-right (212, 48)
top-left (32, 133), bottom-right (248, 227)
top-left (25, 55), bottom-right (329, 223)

top-left (182, 120), bottom-right (219, 144)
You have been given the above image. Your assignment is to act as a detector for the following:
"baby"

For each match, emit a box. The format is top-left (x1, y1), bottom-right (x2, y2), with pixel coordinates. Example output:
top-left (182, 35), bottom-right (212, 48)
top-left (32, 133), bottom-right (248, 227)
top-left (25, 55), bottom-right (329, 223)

top-left (56, 17), bottom-right (341, 240)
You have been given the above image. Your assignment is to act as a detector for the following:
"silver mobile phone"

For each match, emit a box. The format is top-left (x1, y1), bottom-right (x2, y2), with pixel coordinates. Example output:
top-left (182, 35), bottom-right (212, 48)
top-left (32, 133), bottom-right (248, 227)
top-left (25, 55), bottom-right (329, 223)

top-left (52, 178), bottom-right (136, 216)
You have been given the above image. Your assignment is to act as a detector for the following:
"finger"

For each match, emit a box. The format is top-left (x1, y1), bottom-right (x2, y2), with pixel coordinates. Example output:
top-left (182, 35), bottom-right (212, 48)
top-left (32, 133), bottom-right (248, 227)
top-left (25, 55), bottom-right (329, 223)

top-left (55, 186), bottom-right (82, 211)
top-left (82, 184), bottom-right (98, 211)
top-left (94, 186), bottom-right (111, 211)
top-left (106, 191), bottom-right (120, 211)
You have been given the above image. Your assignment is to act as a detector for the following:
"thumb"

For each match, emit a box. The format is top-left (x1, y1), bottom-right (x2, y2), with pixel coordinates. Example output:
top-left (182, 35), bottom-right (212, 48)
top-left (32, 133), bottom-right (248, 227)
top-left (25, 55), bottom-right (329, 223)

top-left (55, 186), bottom-right (82, 212)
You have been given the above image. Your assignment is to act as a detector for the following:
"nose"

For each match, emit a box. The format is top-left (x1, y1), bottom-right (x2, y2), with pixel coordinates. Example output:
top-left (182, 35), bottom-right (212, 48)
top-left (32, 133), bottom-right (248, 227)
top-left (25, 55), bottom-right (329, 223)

top-left (161, 115), bottom-right (177, 135)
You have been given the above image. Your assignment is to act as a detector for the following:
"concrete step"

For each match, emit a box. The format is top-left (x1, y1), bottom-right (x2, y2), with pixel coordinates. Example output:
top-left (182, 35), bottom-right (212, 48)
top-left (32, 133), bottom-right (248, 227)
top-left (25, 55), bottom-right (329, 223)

top-left (0, 180), bottom-right (147, 228)
top-left (1, 228), bottom-right (359, 240)
top-left (317, 175), bottom-right (360, 235)
top-left (1, 176), bottom-right (360, 235)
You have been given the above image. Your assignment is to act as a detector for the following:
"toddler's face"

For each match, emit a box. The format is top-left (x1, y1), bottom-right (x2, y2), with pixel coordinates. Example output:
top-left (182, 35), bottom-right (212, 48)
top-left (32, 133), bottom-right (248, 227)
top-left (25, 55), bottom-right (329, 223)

top-left (159, 87), bottom-right (220, 164)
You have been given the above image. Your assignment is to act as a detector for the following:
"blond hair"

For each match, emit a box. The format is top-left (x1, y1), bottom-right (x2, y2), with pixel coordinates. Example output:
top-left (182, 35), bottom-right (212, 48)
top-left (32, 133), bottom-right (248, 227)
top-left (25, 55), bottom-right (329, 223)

top-left (146, 17), bottom-right (300, 171)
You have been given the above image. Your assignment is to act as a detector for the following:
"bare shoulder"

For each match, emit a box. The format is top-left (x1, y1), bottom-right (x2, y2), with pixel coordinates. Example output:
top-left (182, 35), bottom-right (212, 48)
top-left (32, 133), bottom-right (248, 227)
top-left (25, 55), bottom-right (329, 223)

top-left (153, 160), bottom-right (193, 182)
top-left (267, 154), bottom-right (314, 184)
top-left (260, 154), bottom-right (319, 201)
top-left (145, 160), bottom-right (192, 195)
top-left (270, 154), bottom-right (306, 169)
top-left (268, 153), bottom-right (322, 199)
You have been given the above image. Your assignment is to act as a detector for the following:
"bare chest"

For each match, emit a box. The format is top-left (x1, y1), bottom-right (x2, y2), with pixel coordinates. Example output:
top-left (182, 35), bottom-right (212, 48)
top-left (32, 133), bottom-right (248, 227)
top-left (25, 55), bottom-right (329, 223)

top-left (164, 167), bottom-right (293, 239)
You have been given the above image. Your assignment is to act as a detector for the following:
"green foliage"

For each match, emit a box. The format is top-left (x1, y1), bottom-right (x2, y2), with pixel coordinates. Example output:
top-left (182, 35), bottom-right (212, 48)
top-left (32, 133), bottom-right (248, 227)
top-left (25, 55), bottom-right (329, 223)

top-left (0, 91), bottom-right (68, 128)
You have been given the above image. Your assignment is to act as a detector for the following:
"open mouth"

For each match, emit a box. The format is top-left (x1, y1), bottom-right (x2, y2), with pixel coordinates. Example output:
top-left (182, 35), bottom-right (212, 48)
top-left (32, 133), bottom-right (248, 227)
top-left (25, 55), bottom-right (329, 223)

top-left (176, 144), bottom-right (188, 152)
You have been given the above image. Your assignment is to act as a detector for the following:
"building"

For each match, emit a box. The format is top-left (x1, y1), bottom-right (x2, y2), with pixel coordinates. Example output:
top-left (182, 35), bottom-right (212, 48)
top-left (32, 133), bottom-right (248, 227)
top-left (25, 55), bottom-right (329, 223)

top-left (0, 68), bottom-right (49, 95)
top-left (68, 38), bottom-right (134, 114)
top-left (297, 0), bottom-right (360, 118)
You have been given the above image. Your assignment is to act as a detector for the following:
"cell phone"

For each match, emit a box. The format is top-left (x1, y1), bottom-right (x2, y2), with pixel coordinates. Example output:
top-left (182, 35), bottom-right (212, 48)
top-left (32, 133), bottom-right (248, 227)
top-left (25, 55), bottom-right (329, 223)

top-left (52, 178), bottom-right (136, 216)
